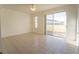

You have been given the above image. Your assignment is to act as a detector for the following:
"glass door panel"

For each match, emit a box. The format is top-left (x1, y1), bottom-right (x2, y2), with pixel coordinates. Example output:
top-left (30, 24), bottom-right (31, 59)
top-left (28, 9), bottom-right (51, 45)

top-left (46, 14), bottom-right (54, 35)
top-left (53, 12), bottom-right (66, 38)
top-left (46, 12), bottom-right (66, 38)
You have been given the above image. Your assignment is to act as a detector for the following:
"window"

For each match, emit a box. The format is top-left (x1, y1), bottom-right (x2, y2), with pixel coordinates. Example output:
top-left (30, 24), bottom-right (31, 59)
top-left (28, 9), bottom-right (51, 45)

top-left (46, 12), bottom-right (66, 37)
top-left (34, 16), bottom-right (38, 29)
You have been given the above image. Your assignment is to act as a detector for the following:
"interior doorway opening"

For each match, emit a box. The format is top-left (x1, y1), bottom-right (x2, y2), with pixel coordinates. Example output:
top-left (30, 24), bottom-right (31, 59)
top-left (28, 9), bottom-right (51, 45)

top-left (46, 12), bottom-right (66, 38)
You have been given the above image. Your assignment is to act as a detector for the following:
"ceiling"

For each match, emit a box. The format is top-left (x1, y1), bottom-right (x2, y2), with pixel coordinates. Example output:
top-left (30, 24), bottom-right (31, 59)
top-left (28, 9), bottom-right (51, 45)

top-left (2, 4), bottom-right (65, 14)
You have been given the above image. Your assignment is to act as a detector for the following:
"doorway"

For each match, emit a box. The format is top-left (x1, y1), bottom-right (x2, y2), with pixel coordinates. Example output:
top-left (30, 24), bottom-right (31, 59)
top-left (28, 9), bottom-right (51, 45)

top-left (46, 12), bottom-right (66, 38)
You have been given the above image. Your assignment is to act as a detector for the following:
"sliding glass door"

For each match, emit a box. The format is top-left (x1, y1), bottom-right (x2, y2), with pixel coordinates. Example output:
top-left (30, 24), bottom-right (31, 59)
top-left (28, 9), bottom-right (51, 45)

top-left (46, 14), bottom-right (54, 35)
top-left (46, 12), bottom-right (66, 38)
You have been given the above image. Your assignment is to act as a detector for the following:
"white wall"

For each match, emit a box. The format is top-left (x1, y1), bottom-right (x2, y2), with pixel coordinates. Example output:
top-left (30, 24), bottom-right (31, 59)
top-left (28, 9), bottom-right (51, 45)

top-left (0, 7), bottom-right (2, 52)
top-left (77, 5), bottom-right (79, 46)
top-left (77, 5), bottom-right (79, 33)
top-left (1, 8), bottom-right (31, 38)
top-left (66, 5), bottom-right (77, 41)
top-left (0, 5), bottom-right (3, 52)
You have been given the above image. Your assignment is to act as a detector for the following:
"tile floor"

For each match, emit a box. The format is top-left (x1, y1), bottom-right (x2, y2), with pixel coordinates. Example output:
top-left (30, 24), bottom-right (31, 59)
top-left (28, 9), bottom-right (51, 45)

top-left (1, 33), bottom-right (79, 54)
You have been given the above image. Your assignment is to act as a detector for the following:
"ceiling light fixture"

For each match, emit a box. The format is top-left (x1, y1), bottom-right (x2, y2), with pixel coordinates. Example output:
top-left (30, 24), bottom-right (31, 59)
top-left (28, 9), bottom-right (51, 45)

top-left (30, 4), bottom-right (36, 11)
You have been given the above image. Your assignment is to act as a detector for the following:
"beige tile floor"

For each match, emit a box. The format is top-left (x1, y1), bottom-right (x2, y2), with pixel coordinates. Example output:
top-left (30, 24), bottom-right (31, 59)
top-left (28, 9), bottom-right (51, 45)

top-left (1, 33), bottom-right (79, 54)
